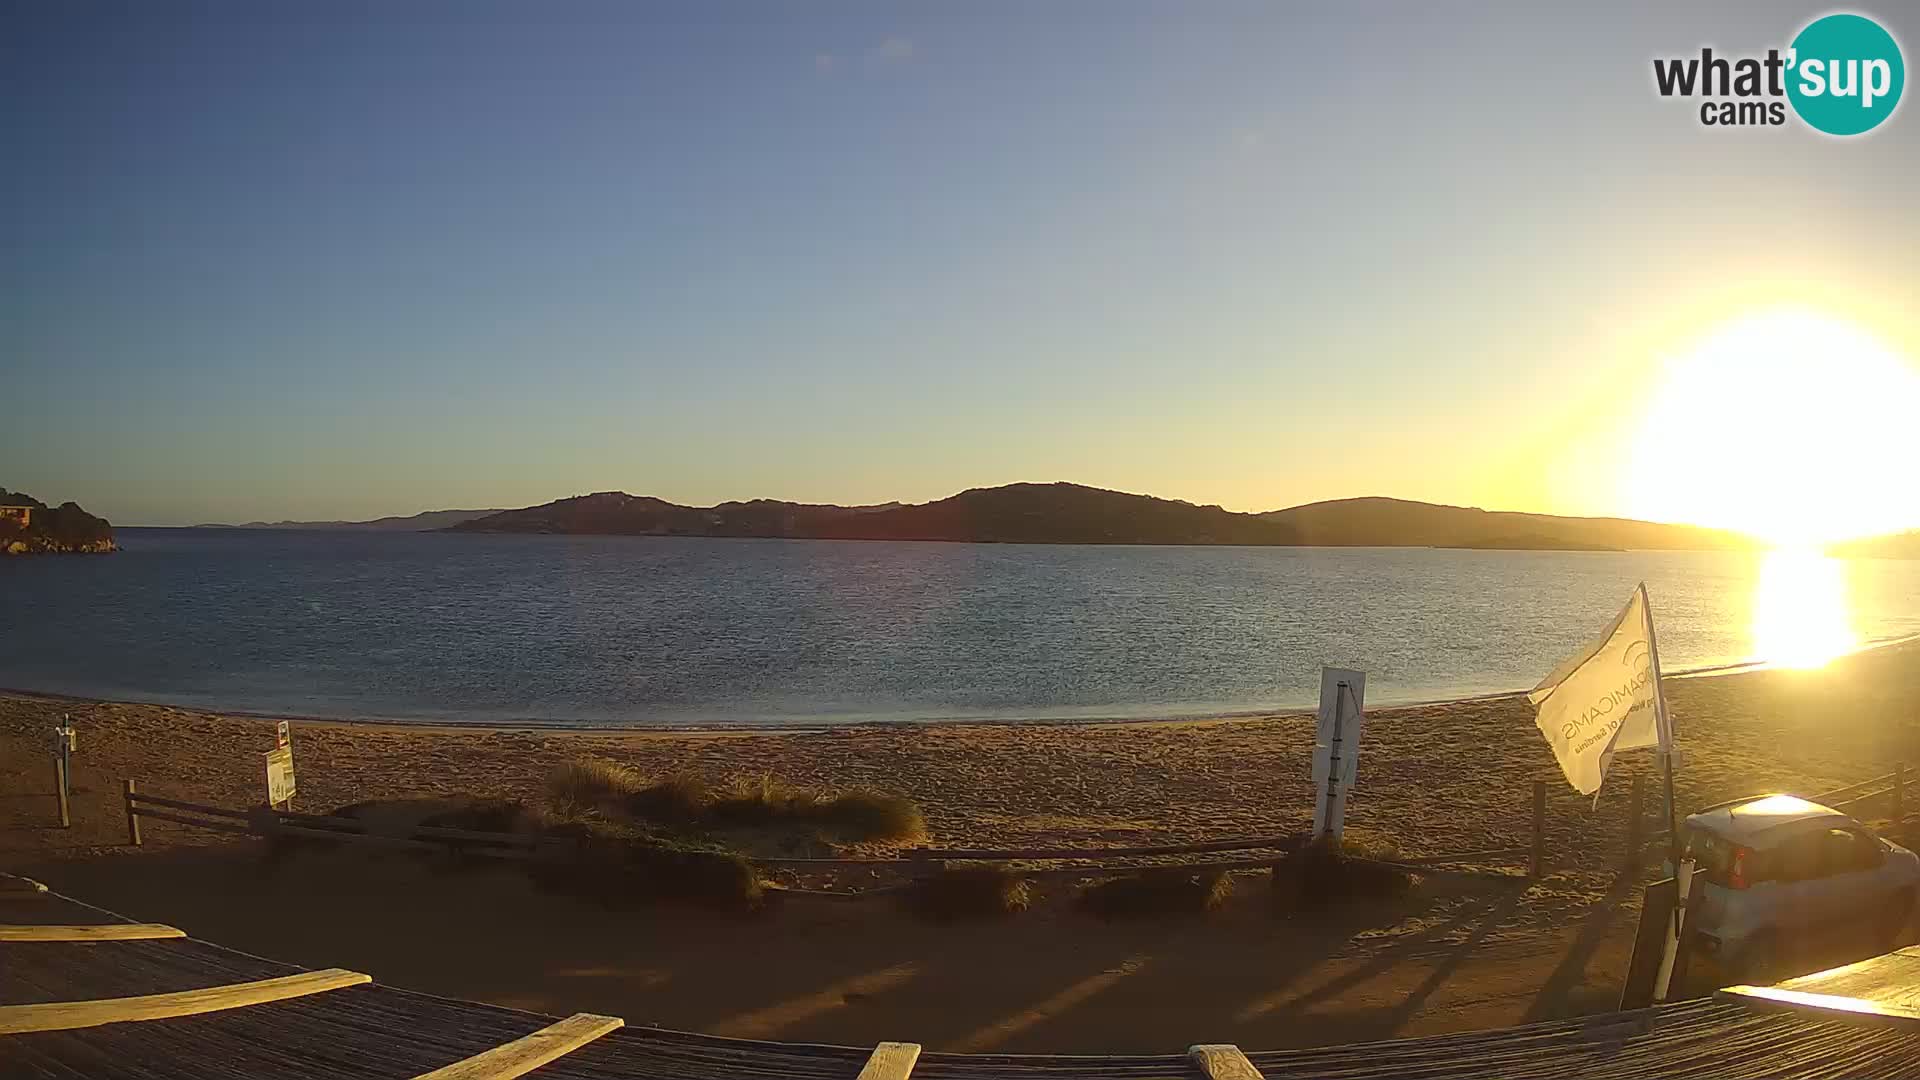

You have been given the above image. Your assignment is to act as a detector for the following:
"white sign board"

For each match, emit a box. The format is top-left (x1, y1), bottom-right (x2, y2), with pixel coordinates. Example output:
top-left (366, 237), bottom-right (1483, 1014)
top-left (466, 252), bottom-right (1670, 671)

top-left (1310, 667), bottom-right (1366, 840)
top-left (276, 720), bottom-right (291, 749)
top-left (265, 745), bottom-right (296, 807)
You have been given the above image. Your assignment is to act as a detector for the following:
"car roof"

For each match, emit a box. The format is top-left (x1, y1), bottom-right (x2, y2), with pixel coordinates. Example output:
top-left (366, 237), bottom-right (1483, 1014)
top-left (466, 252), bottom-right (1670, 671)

top-left (1684, 793), bottom-right (1855, 845)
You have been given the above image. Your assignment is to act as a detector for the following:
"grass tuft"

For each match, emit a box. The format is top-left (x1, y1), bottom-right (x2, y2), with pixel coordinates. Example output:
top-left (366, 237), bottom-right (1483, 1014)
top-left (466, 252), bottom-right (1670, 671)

top-left (1272, 832), bottom-right (1416, 911)
top-left (418, 797), bottom-right (536, 834)
top-left (618, 771), bottom-right (927, 844)
top-left (529, 817), bottom-right (764, 909)
top-left (1077, 869), bottom-right (1233, 919)
top-left (546, 757), bottom-right (642, 817)
top-left (625, 774), bottom-right (711, 823)
top-left (902, 865), bottom-right (1032, 920)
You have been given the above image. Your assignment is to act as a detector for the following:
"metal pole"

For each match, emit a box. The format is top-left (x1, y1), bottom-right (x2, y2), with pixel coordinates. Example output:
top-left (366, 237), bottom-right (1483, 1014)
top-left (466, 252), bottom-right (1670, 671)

top-left (1322, 682), bottom-right (1348, 841)
top-left (1640, 586), bottom-right (1684, 912)
top-left (1642, 583), bottom-right (1692, 1002)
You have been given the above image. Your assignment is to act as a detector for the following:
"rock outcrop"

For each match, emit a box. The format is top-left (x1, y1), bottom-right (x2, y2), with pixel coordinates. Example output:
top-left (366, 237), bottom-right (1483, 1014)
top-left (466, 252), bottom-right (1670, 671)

top-left (0, 489), bottom-right (117, 555)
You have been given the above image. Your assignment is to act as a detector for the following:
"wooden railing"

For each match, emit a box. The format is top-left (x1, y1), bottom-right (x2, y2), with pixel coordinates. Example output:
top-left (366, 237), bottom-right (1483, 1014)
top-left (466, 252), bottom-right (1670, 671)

top-left (120, 780), bottom-right (1544, 885)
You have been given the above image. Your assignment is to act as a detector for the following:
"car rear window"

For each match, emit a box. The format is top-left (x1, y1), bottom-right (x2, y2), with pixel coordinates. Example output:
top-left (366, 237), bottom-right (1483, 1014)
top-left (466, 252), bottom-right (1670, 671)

top-left (1686, 828), bottom-right (1742, 886)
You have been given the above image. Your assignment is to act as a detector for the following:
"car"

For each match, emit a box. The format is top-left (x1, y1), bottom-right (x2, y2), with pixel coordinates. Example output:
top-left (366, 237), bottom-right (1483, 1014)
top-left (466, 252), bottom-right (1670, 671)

top-left (1683, 793), bottom-right (1918, 981)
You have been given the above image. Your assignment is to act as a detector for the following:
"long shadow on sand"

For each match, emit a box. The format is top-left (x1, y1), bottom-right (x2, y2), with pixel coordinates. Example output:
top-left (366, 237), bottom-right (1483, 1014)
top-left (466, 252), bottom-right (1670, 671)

top-left (24, 845), bottom-right (1551, 1054)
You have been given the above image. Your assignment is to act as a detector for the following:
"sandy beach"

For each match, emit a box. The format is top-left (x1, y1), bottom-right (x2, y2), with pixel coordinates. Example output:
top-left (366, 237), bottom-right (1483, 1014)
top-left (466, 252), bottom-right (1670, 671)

top-left (5, 642), bottom-right (1918, 1052)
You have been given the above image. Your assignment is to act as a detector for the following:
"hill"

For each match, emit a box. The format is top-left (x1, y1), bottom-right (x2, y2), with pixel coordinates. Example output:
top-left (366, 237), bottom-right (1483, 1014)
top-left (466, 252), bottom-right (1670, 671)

top-left (446, 483), bottom-right (1749, 550)
top-left (448, 484), bottom-right (1295, 545)
top-left (1833, 531), bottom-right (1920, 560)
top-left (211, 509), bottom-right (504, 531)
top-left (1261, 497), bottom-right (1752, 551)
top-left (0, 488), bottom-right (117, 555)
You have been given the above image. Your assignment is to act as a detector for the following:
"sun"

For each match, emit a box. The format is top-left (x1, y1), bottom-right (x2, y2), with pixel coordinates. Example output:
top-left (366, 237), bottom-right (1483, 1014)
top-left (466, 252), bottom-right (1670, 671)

top-left (1625, 308), bottom-right (1920, 547)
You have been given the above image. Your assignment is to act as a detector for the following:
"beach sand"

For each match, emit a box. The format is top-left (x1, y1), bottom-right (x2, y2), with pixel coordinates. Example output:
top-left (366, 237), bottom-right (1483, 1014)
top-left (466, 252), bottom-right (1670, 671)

top-left (4, 641), bottom-right (1918, 1052)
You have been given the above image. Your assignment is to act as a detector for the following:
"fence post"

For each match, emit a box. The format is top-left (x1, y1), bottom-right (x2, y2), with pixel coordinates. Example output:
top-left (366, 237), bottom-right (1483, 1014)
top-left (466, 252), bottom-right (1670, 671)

top-left (1895, 763), bottom-right (1906, 823)
top-left (1626, 773), bottom-right (1645, 868)
top-left (1530, 780), bottom-right (1547, 879)
top-left (124, 779), bottom-right (142, 846)
top-left (55, 757), bottom-right (71, 829)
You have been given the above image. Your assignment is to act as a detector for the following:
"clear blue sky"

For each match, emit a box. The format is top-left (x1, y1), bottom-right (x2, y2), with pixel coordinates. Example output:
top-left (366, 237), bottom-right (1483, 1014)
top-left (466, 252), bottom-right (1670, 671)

top-left (5, 2), bottom-right (1917, 527)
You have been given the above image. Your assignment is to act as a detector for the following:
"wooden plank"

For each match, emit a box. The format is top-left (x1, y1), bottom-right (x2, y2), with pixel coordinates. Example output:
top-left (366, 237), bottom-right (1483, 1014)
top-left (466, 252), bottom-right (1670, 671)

top-left (1189, 1043), bottom-right (1264, 1080)
top-left (854, 1041), bottom-right (922, 1080)
top-left (126, 791), bottom-right (252, 819)
top-left (914, 834), bottom-right (1298, 861)
top-left (411, 1012), bottom-right (624, 1080)
top-left (1716, 984), bottom-right (1920, 1030)
top-left (0, 968), bottom-right (370, 1034)
top-left (1397, 847), bottom-right (1527, 866)
top-left (125, 778), bottom-right (142, 846)
top-left (0, 923), bottom-right (185, 942)
top-left (125, 806), bottom-right (256, 836)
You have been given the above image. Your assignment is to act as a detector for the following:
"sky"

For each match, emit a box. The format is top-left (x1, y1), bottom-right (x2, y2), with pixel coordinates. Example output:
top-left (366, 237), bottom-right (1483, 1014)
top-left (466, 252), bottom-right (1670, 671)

top-left (4, 2), bottom-right (1918, 530)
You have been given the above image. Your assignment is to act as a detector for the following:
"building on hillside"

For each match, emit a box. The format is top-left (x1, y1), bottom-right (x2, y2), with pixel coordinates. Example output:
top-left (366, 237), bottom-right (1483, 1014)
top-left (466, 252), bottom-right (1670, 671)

top-left (0, 505), bottom-right (31, 529)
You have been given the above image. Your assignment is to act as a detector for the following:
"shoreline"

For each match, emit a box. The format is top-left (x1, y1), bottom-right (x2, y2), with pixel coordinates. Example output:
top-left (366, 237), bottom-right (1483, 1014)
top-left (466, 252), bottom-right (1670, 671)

top-left (5, 632), bottom-right (1916, 736)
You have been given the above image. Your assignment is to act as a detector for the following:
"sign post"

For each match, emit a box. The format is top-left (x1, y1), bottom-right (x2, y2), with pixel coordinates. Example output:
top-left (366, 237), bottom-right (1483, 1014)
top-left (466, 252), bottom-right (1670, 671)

top-left (265, 734), bottom-right (296, 812)
top-left (51, 717), bottom-right (76, 799)
top-left (1311, 667), bottom-right (1367, 841)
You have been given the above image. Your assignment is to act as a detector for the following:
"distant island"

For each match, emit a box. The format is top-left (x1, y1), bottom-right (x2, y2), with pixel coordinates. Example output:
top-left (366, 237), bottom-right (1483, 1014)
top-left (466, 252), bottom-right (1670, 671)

top-left (202, 508), bottom-right (504, 532)
top-left (408, 482), bottom-right (1760, 551)
top-left (0, 488), bottom-right (116, 555)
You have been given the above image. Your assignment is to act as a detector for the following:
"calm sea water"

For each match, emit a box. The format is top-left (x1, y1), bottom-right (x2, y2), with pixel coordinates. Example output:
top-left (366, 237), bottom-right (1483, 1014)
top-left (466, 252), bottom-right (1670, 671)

top-left (3, 528), bottom-right (1917, 727)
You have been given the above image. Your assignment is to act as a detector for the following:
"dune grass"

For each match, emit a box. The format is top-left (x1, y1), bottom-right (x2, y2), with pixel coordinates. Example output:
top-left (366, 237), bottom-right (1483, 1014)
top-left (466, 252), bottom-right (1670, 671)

top-left (1077, 868), bottom-right (1234, 919)
top-left (530, 816), bottom-right (764, 909)
top-left (625, 774), bottom-right (711, 824)
top-left (541, 759), bottom-right (925, 844)
top-left (903, 865), bottom-right (1032, 920)
top-left (1272, 831), bottom-right (1416, 912)
top-left (704, 773), bottom-right (926, 843)
top-left (547, 757), bottom-right (643, 817)
top-left (418, 797), bottom-right (538, 834)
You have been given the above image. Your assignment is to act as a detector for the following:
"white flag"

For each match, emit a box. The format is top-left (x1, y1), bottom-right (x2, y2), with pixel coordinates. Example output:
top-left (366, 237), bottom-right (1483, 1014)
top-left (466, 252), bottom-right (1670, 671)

top-left (1528, 583), bottom-right (1671, 795)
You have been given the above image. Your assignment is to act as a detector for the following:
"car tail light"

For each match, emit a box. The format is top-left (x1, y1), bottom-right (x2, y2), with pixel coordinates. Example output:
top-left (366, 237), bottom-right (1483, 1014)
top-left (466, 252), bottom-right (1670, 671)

top-left (1728, 846), bottom-right (1753, 889)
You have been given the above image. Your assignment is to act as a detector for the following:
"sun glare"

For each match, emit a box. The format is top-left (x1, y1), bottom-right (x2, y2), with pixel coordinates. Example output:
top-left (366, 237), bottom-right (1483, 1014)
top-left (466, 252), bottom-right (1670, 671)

top-left (1750, 547), bottom-right (1857, 669)
top-left (1626, 309), bottom-right (1920, 546)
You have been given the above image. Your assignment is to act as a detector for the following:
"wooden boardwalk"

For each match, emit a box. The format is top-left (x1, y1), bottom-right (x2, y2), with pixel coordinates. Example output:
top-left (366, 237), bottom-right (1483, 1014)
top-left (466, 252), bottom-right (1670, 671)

top-left (5, 874), bottom-right (1920, 1079)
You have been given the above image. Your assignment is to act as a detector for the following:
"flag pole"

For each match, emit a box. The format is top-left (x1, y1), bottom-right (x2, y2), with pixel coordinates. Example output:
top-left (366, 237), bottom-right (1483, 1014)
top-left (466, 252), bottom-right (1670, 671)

top-left (1640, 583), bottom-right (1682, 891)
top-left (1642, 582), bottom-right (1690, 999)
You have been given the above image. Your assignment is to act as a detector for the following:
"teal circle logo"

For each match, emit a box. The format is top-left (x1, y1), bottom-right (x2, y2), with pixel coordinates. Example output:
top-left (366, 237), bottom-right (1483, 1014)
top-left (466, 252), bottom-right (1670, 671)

top-left (1787, 13), bottom-right (1905, 135)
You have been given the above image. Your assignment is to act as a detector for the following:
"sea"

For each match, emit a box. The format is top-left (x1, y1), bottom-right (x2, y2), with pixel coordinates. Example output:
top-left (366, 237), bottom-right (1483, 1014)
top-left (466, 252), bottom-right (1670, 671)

top-left (3, 527), bottom-right (1917, 728)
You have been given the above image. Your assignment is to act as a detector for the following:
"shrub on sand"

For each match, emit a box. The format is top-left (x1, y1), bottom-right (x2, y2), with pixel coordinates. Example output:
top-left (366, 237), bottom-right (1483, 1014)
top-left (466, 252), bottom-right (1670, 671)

top-left (1272, 832), bottom-right (1416, 912)
top-left (625, 774), bottom-right (712, 823)
top-left (903, 865), bottom-right (1032, 920)
top-left (530, 818), bottom-right (763, 910)
top-left (819, 790), bottom-right (926, 844)
top-left (419, 797), bottom-right (538, 834)
top-left (1078, 869), bottom-right (1233, 919)
top-left (637, 771), bottom-right (927, 844)
top-left (546, 757), bottom-right (642, 816)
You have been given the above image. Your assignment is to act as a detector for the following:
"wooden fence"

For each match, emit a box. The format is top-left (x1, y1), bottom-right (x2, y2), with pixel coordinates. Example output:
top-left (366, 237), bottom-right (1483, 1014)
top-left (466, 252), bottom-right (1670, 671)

top-left (120, 780), bottom-right (1545, 886)
top-left (119, 765), bottom-right (1912, 894)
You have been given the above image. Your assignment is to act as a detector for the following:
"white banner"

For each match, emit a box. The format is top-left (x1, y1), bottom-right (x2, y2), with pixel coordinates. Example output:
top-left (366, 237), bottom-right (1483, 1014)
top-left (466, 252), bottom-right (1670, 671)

top-left (1528, 583), bottom-right (1670, 795)
top-left (1311, 667), bottom-right (1366, 838)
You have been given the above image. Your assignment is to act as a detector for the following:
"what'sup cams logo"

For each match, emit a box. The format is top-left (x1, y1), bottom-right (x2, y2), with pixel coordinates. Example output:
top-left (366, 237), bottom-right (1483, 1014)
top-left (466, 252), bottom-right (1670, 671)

top-left (1654, 12), bottom-right (1905, 134)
